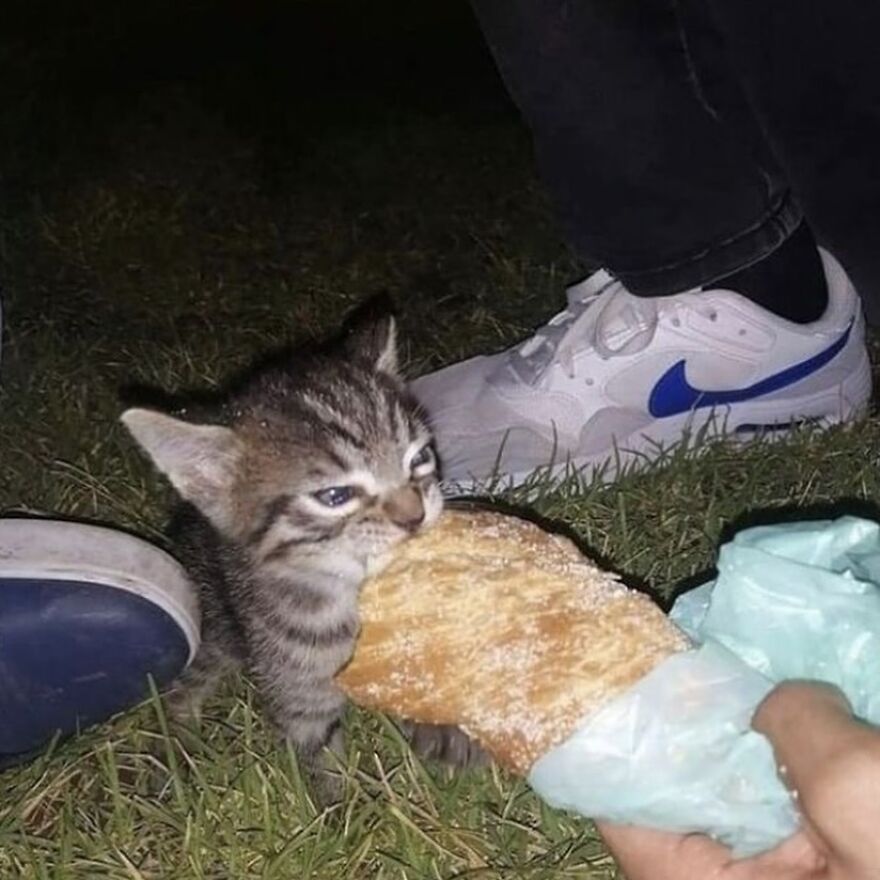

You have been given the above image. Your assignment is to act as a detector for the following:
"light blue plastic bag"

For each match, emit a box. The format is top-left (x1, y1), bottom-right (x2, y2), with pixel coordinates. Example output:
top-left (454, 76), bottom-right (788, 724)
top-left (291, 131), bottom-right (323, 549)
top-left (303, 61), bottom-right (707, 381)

top-left (529, 516), bottom-right (880, 856)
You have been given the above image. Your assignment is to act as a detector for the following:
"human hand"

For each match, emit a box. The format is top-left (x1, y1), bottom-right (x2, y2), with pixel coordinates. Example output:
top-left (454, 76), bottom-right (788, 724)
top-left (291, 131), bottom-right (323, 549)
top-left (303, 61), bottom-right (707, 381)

top-left (751, 681), bottom-right (880, 880)
top-left (597, 818), bottom-right (823, 880)
top-left (598, 681), bottom-right (880, 880)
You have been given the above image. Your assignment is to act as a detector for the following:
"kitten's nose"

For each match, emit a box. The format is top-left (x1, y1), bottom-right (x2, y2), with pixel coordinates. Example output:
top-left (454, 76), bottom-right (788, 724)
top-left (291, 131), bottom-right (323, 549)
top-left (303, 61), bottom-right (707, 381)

top-left (383, 486), bottom-right (425, 532)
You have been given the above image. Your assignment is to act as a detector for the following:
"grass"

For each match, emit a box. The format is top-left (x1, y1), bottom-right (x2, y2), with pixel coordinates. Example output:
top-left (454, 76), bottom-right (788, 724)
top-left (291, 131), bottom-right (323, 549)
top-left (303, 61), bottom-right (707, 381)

top-left (2, 2), bottom-right (880, 877)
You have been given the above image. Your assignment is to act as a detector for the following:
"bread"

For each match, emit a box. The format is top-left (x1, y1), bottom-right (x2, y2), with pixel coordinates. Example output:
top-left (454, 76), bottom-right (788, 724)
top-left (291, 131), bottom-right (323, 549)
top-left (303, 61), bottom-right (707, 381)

top-left (336, 509), bottom-right (689, 773)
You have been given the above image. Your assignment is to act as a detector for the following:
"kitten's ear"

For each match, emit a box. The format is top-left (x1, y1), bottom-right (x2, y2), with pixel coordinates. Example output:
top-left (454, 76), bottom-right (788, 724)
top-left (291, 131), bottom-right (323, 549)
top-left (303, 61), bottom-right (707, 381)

top-left (121, 408), bottom-right (243, 531)
top-left (348, 315), bottom-right (399, 377)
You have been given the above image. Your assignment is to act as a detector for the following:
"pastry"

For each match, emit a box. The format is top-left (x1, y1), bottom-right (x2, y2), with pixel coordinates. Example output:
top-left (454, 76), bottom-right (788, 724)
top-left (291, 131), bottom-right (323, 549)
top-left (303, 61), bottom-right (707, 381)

top-left (337, 509), bottom-right (688, 773)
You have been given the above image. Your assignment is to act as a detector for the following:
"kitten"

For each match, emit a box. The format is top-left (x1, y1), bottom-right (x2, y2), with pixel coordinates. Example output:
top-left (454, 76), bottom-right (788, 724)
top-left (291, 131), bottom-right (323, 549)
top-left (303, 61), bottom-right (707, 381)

top-left (122, 317), bottom-right (480, 802)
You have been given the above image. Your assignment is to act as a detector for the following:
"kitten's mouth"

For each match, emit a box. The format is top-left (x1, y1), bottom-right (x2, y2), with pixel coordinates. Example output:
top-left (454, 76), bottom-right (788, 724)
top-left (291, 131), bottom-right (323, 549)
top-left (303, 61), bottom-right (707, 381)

top-left (365, 548), bottom-right (396, 579)
top-left (364, 517), bottom-right (435, 579)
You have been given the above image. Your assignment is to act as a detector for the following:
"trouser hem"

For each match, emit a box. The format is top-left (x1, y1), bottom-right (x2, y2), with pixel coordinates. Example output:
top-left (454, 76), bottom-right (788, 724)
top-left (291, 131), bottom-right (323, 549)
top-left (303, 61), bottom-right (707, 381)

top-left (615, 191), bottom-right (804, 296)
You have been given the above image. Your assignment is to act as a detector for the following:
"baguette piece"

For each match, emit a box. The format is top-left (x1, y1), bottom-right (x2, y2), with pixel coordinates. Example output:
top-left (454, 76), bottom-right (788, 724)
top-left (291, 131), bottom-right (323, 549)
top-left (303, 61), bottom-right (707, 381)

top-left (337, 510), bottom-right (689, 774)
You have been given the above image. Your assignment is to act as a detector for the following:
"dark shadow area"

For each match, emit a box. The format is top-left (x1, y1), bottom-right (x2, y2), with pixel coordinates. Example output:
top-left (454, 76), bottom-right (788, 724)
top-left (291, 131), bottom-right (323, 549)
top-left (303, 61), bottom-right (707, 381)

top-left (2, 0), bottom-right (516, 200)
top-left (665, 497), bottom-right (880, 608)
top-left (719, 496), bottom-right (880, 541)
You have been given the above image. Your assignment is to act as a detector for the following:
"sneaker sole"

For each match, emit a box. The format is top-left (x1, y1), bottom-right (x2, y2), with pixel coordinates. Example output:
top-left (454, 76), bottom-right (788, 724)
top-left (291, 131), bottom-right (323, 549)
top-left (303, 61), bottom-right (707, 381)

top-left (445, 351), bottom-right (873, 493)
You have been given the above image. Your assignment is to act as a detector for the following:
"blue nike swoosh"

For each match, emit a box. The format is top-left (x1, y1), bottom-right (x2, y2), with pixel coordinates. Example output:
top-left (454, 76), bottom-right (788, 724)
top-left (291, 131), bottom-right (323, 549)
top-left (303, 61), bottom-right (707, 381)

top-left (648, 320), bottom-right (853, 418)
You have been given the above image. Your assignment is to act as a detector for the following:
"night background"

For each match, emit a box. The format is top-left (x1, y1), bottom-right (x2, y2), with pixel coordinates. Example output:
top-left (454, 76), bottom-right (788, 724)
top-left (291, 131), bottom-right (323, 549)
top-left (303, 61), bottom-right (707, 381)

top-left (2, 3), bottom-right (880, 878)
top-left (1, 0), bottom-right (568, 362)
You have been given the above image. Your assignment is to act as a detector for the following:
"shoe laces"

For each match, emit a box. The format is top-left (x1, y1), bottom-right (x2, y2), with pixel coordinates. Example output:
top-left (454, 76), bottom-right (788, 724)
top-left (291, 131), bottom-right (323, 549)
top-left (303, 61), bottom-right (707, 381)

top-left (508, 270), bottom-right (717, 384)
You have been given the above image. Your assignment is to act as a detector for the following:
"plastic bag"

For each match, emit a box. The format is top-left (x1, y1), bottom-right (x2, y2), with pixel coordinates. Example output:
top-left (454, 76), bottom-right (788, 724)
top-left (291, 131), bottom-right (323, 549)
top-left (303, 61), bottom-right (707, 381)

top-left (529, 516), bottom-right (880, 856)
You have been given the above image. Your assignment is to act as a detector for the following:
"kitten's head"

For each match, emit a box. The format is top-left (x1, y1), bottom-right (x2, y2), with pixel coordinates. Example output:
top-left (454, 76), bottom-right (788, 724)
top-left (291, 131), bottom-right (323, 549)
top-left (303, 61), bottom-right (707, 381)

top-left (122, 317), bottom-right (442, 571)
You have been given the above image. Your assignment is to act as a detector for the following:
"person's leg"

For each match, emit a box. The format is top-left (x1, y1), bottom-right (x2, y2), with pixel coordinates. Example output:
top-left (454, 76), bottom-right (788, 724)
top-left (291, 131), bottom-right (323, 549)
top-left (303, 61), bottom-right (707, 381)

top-left (700, 0), bottom-right (880, 323)
top-left (413, 0), bottom-right (872, 489)
top-left (468, 0), bottom-right (800, 295)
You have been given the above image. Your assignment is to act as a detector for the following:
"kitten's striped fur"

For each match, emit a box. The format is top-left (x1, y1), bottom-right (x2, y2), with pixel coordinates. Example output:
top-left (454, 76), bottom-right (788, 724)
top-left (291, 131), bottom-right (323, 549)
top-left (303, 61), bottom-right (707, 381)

top-left (122, 318), bottom-right (476, 802)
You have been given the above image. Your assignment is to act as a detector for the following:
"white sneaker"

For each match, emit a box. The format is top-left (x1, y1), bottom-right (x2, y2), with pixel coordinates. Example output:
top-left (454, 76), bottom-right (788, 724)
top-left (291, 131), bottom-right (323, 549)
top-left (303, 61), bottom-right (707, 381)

top-left (411, 249), bottom-right (872, 491)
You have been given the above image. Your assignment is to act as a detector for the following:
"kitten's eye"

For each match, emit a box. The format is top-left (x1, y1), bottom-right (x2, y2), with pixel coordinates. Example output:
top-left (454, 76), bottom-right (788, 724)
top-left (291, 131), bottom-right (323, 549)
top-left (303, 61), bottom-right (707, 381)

top-left (312, 486), bottom-right (357, 507)
top-left (410, 444), bottom-right (434, 472)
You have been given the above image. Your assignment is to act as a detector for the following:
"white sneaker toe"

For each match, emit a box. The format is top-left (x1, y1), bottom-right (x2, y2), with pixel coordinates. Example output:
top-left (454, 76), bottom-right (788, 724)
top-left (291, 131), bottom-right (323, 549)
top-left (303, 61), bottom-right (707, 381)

top-left (411, 250), bottom-right (871, 490)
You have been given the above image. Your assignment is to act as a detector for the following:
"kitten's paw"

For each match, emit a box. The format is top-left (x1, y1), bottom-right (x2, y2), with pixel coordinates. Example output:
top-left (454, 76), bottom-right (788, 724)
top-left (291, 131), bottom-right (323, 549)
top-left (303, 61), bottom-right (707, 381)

top-left (401, 721), bottom-right (490, 769)
top-left (299, 736), bottom-right (347, 810)
top-left (304, 765), bottom-right (345, 810)
top-left (163, 687), bottom-right (204, 728)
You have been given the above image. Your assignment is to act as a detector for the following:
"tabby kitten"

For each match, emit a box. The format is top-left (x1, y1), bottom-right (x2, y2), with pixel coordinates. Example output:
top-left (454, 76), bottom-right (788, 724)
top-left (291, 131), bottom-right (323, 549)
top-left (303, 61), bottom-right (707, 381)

top-left (122, 318), bottom-right (465, 801)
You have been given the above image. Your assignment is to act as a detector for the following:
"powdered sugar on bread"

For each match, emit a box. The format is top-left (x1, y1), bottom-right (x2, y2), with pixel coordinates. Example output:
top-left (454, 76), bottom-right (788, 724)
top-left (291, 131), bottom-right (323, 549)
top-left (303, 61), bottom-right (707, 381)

top-left (337, 509), bottom-right (689, 773)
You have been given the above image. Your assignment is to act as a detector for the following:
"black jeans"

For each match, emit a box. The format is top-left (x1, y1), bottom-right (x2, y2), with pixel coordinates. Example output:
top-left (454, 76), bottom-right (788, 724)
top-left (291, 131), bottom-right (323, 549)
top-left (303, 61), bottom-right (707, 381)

top-left (470, 0), bottom-right (880, 320)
